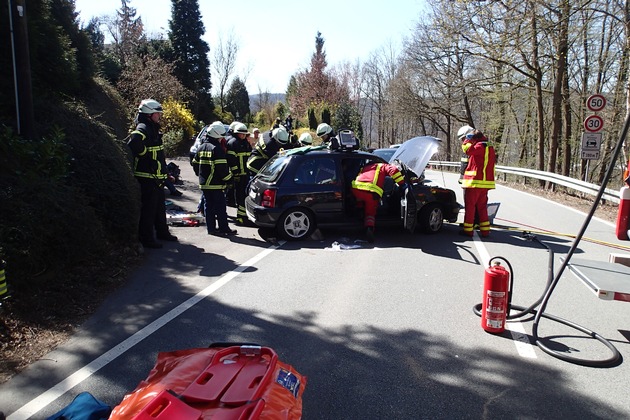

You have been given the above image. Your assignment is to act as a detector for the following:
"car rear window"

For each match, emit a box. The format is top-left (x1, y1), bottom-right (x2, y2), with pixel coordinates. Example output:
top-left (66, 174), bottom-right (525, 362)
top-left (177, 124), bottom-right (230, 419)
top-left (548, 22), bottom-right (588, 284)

top-left (257, 155), bottom-right (289, 182)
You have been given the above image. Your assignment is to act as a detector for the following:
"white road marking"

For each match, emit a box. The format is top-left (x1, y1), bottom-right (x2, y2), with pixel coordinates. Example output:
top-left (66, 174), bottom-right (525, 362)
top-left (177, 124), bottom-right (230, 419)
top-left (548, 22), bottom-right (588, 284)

top-left (8, 243), bottom-right (283, 420)
top-left (472, 234), bottom-right (537, 359)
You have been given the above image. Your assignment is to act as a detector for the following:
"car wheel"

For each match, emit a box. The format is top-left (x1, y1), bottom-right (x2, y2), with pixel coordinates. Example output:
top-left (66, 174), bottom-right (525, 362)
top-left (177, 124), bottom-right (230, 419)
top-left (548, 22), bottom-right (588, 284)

top-left (419, 203), bottom-right (443, 233)
top-left (278, 208), bottom-right (315, 240)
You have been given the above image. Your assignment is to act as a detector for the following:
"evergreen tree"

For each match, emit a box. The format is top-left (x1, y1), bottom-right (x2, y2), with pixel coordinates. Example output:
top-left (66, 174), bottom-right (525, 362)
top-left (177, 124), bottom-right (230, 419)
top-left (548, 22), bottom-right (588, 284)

top-left (0, 0), bottom-right (83, 111)
top-left (308, 107), bottom-right (317, 130)
top-left (225, 77), bottom-right (250, 121)
top-left (322, 108), bottom-right (331, 125)
top-left (168, 0), bottom-right (214, 121)
top-left (113, 0), bottom-right (144, 69)
top-left (334, 101), bottom-right (363, 139)
top-left (50, 0), bottom-right (96, 85)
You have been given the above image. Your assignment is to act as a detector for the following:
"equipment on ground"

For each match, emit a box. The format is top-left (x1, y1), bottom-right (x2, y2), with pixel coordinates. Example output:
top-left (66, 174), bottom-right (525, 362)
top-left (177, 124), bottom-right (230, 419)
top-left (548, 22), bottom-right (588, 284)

top-left (109, 344), bottom-right (306, 420)
top-left (616, 186), bottom-right (630, 240)
top-left (481, 260), bottom-right (510, 334)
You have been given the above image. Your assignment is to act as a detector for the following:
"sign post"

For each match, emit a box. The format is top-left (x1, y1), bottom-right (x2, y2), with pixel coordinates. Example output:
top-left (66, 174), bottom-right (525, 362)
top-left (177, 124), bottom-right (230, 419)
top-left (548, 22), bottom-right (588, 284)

top-left (582, 94), bottom-right (606, 180)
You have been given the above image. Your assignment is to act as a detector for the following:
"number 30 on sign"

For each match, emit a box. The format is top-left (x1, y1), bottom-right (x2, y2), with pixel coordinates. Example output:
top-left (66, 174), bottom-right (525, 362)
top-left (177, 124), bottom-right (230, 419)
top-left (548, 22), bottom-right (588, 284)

top-left (584, 115), bottom-right (604, 132)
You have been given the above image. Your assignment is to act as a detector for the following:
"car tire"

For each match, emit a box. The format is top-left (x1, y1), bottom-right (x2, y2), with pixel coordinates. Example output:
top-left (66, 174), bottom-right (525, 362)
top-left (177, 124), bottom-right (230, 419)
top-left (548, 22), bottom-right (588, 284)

top-left (278, 208), bottom-right (315, 240)
top-left (419, 203), bottom-right (443, 233)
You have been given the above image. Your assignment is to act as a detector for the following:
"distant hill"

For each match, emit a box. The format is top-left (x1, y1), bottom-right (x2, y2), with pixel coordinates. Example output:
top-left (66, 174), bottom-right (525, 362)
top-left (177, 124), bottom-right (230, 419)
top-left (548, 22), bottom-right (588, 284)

top-left (249, 93), bottom-right (286, 112)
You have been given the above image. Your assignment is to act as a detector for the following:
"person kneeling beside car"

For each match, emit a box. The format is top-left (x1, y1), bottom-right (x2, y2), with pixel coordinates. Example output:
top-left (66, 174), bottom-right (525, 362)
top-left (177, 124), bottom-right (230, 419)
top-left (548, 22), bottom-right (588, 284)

top-left (351, 161), bottom-right (406, 243)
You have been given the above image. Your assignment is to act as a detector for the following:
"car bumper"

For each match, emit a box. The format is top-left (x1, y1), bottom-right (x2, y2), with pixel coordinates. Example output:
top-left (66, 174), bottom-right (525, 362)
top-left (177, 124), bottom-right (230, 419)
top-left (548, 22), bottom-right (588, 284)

top-left (245, 198), bottom-right (282, 228)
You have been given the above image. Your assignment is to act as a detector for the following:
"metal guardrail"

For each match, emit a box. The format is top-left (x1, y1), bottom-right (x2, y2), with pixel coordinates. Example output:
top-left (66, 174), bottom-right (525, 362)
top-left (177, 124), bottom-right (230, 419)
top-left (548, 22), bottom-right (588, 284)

top-left (428, 161), bottom-right (621, 204)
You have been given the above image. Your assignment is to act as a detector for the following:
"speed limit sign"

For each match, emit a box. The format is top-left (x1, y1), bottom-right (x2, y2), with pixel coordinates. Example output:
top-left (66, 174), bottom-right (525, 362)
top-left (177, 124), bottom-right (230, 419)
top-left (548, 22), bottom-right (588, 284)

top-left (586, 94), bottom-right (606, 112)
top-left (584, 115), bottom-right (604, 132)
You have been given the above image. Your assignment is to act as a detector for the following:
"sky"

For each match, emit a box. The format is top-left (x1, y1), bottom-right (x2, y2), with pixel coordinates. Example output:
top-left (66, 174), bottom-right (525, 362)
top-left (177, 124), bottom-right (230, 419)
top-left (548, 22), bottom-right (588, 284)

top-left (73, 0), bottom-right (426, 94)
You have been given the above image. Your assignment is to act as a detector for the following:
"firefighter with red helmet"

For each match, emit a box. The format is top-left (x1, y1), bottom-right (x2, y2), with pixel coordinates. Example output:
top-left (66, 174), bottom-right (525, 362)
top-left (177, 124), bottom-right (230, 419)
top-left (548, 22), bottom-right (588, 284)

top-left (460, 129), bottom-right (496, 237)
top-left (351, 161), bottom-right (406, 242)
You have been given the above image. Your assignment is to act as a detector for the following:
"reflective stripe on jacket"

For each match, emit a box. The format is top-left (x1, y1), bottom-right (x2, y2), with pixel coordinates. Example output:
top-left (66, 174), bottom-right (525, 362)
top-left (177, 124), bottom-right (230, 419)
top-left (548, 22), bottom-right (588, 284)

top-left (192, 139), bottom-right (233, 190)
top-left (351, 162), bottom-right (405, 197)
top-left (227, 137), bottom-right (253, 176)
top-left (461, 140), bottom-right (496, 189)
top-left (127, 117), bottom-right (168, 180)
top-left (246, 137), bottom-right (282, 174)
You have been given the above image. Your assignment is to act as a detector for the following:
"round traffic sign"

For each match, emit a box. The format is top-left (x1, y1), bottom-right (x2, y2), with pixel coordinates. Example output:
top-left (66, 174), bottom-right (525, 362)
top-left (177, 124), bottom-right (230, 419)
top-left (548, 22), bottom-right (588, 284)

top-left (584, 115), bottom-right (604, 132)
top-left (586, 94), bottom-right (606, 112)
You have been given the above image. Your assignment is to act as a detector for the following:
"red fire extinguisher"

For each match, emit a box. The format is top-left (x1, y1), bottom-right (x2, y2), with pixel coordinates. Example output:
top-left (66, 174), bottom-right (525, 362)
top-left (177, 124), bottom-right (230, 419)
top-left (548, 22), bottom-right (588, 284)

top-left (481, 259), bottom-right (511, 334)
top-left (616, 160), bottom-right (630, 240)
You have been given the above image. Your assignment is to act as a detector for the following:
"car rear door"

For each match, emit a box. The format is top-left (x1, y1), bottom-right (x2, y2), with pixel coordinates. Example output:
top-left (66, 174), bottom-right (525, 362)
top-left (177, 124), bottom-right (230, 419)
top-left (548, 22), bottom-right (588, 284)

top-left (290, 156), bottom-right (343, 223)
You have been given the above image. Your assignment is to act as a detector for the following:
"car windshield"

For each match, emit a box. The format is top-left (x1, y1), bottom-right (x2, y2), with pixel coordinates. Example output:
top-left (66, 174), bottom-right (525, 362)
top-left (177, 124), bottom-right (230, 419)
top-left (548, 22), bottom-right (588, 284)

top-left (372, 148), bottom-right (396, 162)
top-left (256, 154), bottom-right (289, 182)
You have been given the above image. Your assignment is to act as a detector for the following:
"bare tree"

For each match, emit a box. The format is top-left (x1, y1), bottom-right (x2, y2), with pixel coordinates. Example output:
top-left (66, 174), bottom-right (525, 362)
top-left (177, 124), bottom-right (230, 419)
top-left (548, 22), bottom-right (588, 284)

top-left (212, 29), bottom-right (239, 112)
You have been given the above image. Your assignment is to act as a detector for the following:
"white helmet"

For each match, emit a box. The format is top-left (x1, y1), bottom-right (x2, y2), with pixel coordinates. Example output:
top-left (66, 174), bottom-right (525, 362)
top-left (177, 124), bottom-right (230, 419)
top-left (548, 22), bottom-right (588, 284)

top-left (229, 121), bottom-right (240, 132)
top-left (272, 127), bottom-right (289, 144)
top-left (233, 122), bottom-right (249, 135)
top-left (298, 132), bottom-right (313, 146)
top-left (138, 99), bottom-right (163, 114)
top-left (316, 123), bottom-right (333, 137)
top-left (457, 125), bottom-right (474, 140)
top-left (207, 121), bottom-right (227, 139)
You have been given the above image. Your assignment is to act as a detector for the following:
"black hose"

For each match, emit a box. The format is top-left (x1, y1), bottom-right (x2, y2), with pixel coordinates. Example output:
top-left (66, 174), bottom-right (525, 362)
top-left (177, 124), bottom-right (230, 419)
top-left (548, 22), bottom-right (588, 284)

top-left (472, 233), bottom-right (622, 367)
top-left (473, 111), bottom-right (630, 367)
top-left (533, 111), bottom-right (630, 367)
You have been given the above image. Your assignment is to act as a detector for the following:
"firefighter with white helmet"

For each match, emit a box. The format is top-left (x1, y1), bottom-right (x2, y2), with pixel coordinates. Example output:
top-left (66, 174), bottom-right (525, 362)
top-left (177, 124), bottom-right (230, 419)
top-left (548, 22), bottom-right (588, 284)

top-left (192, 121), bottom-right (238, 236)
top-left (226, 122), bottom-right (253, 225)
top-left (127, 99), bottom-right (178, 249)
top-left (316, 123), bottom-right (340, 150)
top-left (460, 129), bottom-right (496, 237)
top-left (247, 126), bottom-right (289, 174)
top-left (298, 132), bottom-right (313, 146)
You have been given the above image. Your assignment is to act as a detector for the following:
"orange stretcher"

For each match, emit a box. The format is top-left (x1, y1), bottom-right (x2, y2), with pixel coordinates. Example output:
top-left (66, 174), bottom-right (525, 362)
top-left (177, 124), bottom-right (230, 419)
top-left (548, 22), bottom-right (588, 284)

top-left (110, 344), bottom-right (306, 420)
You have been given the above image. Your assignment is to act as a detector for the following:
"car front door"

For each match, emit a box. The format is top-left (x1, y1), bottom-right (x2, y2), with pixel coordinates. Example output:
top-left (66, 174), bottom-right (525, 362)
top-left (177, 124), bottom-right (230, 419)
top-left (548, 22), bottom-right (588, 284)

top-left (401, 186), bottom-right (417, 232)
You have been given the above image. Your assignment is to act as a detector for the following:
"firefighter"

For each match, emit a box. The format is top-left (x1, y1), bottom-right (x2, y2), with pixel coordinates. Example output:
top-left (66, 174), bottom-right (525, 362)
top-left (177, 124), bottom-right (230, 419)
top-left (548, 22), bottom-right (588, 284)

top-left (461, 129), bottom-right (496, 237)
top-left (457, 125), bottom-right (474, 183)
top-left (192, 122), bottom-right (237, 236)
top-left (298, 132), bottom-right (313, 147)
top-left (316, 123), bottom-right (340, 150)
top-left (351, 161), bottom-right (406, 243)
top-left (246, 126), bottom-right (289, 174)
top-left (127, 99), bottom-right (178, 249)
top-left (227, 122), bottom-right (253, 225)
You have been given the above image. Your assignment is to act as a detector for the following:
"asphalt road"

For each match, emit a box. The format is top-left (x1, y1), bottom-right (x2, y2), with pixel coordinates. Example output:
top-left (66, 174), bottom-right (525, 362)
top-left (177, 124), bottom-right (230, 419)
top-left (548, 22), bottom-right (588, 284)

top-left (1, 160), bottom-right (630, 419)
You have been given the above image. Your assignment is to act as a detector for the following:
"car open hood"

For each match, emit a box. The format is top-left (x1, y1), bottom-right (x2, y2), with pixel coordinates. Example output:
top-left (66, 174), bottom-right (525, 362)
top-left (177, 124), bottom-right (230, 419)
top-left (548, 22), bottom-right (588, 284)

top-left (390, 136), bottom-right (441, 176)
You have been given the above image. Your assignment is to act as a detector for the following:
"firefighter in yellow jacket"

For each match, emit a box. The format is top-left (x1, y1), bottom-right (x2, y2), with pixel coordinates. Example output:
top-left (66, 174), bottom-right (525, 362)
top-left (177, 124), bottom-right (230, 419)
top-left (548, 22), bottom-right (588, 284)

top-left (352, 161), bottom-right (406, 242)
top-left (461, 129), bottom-right (496, 237)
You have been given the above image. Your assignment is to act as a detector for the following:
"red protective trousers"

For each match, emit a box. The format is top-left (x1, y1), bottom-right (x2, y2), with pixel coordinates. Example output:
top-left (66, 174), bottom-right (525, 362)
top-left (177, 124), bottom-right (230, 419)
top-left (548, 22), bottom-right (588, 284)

top-left (463, 188), bottom-right (490, 236)
top-left (352, 188), bottom-right (379, 227)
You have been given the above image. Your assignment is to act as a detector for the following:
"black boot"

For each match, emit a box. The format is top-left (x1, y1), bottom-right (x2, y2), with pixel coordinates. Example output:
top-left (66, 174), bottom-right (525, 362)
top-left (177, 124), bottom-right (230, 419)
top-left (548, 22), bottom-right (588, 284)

top-left (366, 227), bottom-right (375, 243)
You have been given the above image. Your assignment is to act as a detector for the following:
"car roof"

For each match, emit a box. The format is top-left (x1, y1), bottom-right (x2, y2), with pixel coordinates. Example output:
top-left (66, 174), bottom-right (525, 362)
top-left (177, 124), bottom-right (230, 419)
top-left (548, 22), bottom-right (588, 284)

top-left (281, 146), bottom-right (383, 160)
